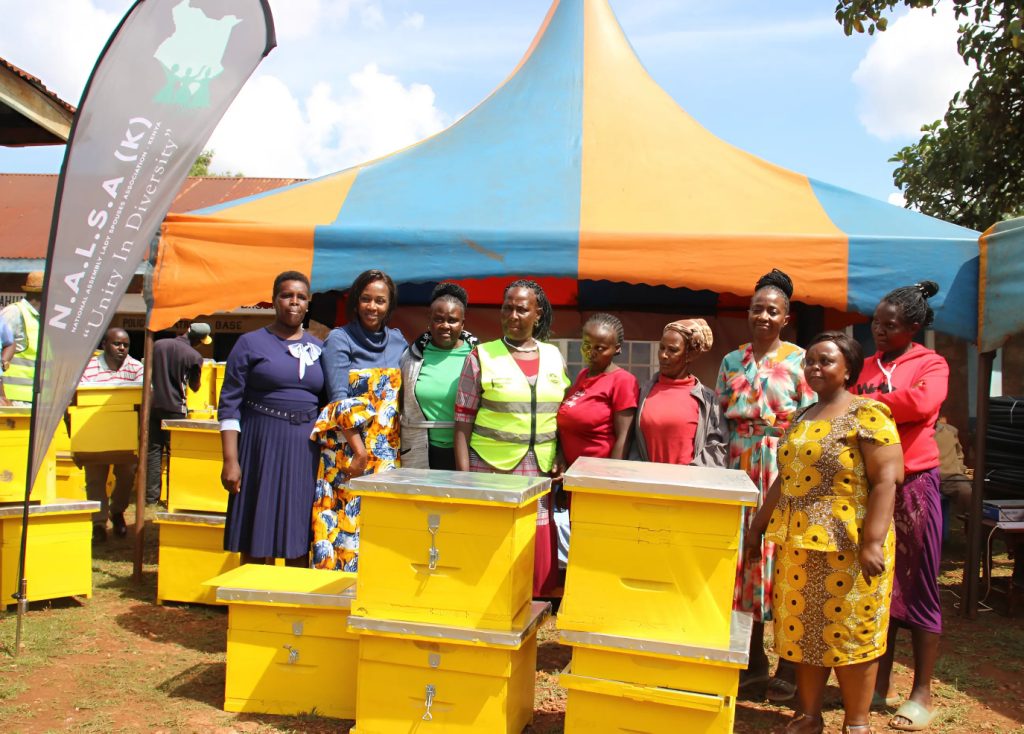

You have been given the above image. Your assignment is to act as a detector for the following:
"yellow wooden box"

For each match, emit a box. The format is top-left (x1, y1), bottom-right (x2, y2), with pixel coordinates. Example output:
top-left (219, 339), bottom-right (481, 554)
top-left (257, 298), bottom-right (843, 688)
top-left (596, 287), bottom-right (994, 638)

top-left (0, 406), bottom-right (58, 504)
top-left (0, 499), bottom-right (98, 609)
top-left (55, 452), bottom-right (85, 500)
top-left (69, 384), bottom-right (141, 455)
top-left (162, 419), bottom-right (226, 514)
top-left (348, 468), bottom-right (549, 631)
top-left (559, 612), bottom-right (752, 734)
top-left (558, 457), bottom-right (757, 649)
top-left (185, 361), bottom-right (217, 416)
top-left (155, 511), bottom-right (239, 605)
top-left (350, 601), bottom-right (548, 734)
top-left (213, 361), bottom-right (227, 408)
top-left (206, 565), bottom-right (358, 719)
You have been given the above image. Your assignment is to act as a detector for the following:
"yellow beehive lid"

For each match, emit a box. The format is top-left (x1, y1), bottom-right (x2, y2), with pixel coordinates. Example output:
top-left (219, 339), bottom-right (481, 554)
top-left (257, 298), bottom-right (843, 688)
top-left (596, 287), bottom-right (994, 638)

top-left (154, 511), bottom-right (225, 527)
top-left (564, 457), bottom-right (758, 506)
top-left (349, 600), bottom-right (550, 649)
top-left (348, 468), bottom-right (550, 508)
top-left (560, 610), bottom-right (753, 669)
top-left (205, 565), bottom-right (356, 608)
top-left (0, 406), bottom-right (32, 420)
top-left (161, 418), bottom-right (220, 432)
top-left (0, 499), bottom-right (100, 518)
top-left (72, 383), bottom-right (142, 407)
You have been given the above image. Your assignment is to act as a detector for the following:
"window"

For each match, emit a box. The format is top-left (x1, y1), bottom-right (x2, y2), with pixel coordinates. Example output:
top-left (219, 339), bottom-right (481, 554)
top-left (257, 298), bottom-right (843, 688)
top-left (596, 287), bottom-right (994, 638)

top-left (553, 339), bottom-right (658, 382)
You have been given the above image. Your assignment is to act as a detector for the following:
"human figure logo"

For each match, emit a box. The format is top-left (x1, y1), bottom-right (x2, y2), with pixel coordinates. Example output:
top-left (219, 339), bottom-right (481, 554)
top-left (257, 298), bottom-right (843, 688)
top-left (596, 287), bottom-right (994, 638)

top-left (153, 0), bottom-right (242, 108)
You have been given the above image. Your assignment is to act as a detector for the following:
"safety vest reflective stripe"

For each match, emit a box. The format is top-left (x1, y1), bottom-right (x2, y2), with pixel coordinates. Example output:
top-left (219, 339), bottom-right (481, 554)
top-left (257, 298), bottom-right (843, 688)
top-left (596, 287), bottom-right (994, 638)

top-left (472, 423), bottom-right (559, 444)
top-left (4, 300), bottom-right (38, 402)
top-left (479, 397), bottom-right (563, 413)
top-left (470, 340), bottom-right (568, 472)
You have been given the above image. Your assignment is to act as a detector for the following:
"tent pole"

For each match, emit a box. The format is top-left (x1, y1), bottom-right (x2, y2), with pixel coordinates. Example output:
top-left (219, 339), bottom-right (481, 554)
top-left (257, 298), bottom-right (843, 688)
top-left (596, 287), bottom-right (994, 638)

top-left (962, 349), bottom-right (994, 618)
top-left (132, 330), bottom-right (155, 583)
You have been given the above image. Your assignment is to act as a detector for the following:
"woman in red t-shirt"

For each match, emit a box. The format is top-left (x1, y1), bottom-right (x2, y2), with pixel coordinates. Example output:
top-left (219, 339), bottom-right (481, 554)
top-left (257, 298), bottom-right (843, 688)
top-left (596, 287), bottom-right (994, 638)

top-left (556, 313), bottom-right (640, 469)
top-left (630, 319), bottom-right (727, 467)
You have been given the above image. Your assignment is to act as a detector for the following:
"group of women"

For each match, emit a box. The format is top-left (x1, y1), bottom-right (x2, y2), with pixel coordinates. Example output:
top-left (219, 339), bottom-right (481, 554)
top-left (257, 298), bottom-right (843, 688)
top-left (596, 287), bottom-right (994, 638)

top-left (217, 266), bottom-right (949, 734)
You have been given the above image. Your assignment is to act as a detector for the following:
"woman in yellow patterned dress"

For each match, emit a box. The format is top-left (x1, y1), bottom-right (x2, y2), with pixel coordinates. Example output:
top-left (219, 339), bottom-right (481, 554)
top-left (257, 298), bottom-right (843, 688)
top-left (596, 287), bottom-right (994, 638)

top-left (311, 270), bottom-right (407, 572)
top-left (745, 331), bottom-right (903, 734)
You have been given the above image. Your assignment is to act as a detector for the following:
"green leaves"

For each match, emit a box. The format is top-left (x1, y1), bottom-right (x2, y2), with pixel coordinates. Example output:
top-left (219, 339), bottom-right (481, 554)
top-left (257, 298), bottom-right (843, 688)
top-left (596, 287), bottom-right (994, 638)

top-left (836, 0), bottom-right (1024, 230)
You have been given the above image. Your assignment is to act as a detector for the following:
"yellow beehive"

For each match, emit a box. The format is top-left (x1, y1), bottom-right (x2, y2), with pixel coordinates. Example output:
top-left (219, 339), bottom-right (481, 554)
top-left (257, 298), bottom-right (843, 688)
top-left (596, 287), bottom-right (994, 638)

top-left (350, 601), bottom-right (548, 734)
top-left (213, 361), bottom-right (227, 408)
top-left (0, 499), bottom-right (98, 609)
top-left (155, 511), bottom-right (239, 605)
top-left (0, 406), bottom-right (58, 503)
top-left (559, 612), bottom-right (752, 734)
top-left (348, 468), bottom-right (549, 631)
top-left (69, 384), bottom-right (141, 455)
top-left (558, 457), bottom-right (757, 649)
top-left (206, 565), bottom-right (358, 719)
top-left (185, 361), bottom-right (216, 416)
top-left (55, 452), bottom-right (86, 500)
top-left (162, 419), bottom-right (225, 514)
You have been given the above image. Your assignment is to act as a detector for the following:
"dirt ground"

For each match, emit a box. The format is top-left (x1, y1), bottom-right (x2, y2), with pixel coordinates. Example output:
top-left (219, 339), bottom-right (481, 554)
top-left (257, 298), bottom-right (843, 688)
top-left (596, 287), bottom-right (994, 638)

top-left (1, 507), bottom-right (1023, 733)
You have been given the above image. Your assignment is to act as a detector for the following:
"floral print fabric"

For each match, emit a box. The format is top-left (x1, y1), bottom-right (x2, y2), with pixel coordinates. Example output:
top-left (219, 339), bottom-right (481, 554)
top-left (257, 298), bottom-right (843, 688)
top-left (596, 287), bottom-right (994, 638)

top-left (716, 342), bottom-right (815, 622)
top-left (310, 367), bottom-right (401, 571)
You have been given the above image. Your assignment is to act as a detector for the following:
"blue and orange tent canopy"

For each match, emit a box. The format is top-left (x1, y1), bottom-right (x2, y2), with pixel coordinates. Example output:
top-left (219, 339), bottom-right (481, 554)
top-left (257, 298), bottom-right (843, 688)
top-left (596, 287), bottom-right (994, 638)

top-left (150, 0), bottom-right (983, 342)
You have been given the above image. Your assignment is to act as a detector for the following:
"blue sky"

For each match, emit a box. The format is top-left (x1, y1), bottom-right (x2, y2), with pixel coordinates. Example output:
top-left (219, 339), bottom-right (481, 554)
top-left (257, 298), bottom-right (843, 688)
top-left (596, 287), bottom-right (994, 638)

top-left (0, 0), bottom-right (972, 204)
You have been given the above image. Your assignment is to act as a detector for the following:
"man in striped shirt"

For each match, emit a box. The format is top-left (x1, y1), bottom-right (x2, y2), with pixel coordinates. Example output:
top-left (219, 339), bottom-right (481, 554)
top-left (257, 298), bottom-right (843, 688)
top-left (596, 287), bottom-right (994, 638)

top-left (80, 327), bottom-right (143, 542)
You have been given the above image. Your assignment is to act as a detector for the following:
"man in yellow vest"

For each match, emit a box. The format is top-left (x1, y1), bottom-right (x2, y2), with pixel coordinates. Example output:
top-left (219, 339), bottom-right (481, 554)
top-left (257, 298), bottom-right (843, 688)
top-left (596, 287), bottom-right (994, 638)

top-left (0, 271), bottom-right (43, 405)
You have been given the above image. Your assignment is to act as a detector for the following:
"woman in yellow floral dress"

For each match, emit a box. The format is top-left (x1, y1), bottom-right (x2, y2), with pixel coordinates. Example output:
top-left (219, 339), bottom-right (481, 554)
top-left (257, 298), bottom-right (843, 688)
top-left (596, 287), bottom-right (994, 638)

top-left (746, 331), bottom-right (903, 734)
top-left (311, 270), bottom-right (407, 571)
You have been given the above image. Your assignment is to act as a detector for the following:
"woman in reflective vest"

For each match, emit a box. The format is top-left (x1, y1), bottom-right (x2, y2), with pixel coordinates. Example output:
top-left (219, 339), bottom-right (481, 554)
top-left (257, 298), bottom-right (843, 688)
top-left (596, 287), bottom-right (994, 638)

top-left (454, 279), bottom-right (570, 597)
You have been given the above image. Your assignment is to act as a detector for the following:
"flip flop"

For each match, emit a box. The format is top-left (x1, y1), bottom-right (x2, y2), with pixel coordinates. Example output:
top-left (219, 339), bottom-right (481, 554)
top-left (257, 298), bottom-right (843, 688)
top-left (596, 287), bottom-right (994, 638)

top-left (889, 700), bottom-right (939, 731)
top-left (766, 676), bottom-right (797, 702)
top-left (871, 691), bottom-right (900, 709)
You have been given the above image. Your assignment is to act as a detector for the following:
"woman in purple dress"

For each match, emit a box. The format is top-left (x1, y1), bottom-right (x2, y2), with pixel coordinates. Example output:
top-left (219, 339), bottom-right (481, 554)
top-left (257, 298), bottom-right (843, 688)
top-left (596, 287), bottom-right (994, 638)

top-left (220, 271), bottom-right (325, 566)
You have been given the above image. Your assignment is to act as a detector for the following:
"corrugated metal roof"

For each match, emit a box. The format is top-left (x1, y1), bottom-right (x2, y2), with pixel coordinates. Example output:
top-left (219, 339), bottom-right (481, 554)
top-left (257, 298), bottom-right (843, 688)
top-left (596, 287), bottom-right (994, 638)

top-left (0, 57), bottom-right (76, 115)
top-left (0, 174), bottom-right (304, 260)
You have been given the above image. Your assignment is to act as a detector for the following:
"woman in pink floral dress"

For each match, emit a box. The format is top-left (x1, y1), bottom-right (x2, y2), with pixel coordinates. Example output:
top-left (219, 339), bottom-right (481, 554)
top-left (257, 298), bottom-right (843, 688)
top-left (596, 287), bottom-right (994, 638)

top-left (716, 269), bottom-right (815, 698)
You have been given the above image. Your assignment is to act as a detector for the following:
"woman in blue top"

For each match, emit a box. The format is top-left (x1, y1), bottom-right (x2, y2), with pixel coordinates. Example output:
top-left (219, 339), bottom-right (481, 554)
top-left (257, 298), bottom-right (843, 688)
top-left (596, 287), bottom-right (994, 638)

top-left (311, 269), bottom-right (408, 571)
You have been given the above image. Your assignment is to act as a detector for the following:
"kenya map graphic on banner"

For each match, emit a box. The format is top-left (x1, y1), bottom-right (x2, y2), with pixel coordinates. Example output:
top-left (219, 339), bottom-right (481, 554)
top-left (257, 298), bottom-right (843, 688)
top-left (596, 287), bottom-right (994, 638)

top-left (28, 0), bottom-right (274, 490)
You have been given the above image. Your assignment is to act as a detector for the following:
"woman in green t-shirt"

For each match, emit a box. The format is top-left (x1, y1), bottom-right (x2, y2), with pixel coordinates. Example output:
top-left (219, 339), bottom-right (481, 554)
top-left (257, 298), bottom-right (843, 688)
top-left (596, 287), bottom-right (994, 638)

top-left (400, 283), bottom-right (478, 469)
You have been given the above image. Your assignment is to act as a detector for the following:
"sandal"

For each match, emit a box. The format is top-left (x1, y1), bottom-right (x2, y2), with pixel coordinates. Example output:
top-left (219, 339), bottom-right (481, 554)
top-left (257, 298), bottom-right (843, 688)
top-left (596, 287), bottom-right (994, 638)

top-left (890, 700), bottom-right (938, 731)
top-left (766, 676), bottom-right (797, 702)
top-left (843, 725), bottom-right (874, 734)
top-left (783, 713), bottom-right (824, 734)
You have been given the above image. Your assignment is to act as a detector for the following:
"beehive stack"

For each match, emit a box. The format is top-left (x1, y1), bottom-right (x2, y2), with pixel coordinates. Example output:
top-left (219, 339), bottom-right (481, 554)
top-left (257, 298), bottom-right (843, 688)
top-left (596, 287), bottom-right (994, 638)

top-left (0, 405), bottom-right (97, 608)
top-left (557, 457), bottom-right (758, 733)
top-left (157, 417), bottom-right (238, 604)
top-left (346, 468), bottom-right (552, 734)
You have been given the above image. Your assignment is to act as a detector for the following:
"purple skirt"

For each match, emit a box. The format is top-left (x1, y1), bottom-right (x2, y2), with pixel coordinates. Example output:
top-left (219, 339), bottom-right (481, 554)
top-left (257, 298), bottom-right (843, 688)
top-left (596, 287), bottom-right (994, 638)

top-left (890, 468), bottom-right (943, 634)
top-left (224, 403), bottom-right (318, 559)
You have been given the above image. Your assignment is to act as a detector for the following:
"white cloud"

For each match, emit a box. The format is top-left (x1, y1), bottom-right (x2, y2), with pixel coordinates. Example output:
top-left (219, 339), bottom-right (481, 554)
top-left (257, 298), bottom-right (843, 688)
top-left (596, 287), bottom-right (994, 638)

top-left (401, 12), bottom-right (426, 31)
top-left (205, 63), bottom-right (447, 178)
top-left (852, 6), bottom-right (975, 141)
top-left (1, 0), bottom-right (123, 104)
top-left (887, 191), bottom-right (906, 207)
top-left (360, 3), bottom-right (385, 31)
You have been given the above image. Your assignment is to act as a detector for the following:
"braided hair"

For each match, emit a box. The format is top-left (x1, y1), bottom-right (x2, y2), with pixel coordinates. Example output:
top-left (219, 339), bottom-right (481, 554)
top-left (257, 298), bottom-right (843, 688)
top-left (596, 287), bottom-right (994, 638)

top-left (431, 282), bottom-right (468, 311)
top-left (584, 312), bottom-right (625, 345)
top-left (881, 280), bottom-right (939, 330)
top-left (754, 268), bottom-right (794, 311)
top-left (504, 279), bottom-right (553, 341)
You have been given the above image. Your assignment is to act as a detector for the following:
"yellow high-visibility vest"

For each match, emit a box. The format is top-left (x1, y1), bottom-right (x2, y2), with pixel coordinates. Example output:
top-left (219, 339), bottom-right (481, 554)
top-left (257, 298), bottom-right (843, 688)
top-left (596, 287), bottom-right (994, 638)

top-left (470, 339), bottom-right (569, 472)
top-left (4, 300), bottom-right (38, 403)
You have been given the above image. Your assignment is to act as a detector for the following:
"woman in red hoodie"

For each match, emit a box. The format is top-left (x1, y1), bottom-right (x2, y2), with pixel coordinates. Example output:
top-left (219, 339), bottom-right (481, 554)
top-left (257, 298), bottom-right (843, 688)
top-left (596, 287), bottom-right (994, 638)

top-left (851, 281), bottom-right (947, 732)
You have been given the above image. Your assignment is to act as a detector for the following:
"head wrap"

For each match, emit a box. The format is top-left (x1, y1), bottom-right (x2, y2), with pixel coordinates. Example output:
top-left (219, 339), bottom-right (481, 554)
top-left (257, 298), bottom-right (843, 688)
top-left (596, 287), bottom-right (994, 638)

top-left (663, 318), bottom-right (713, 354)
